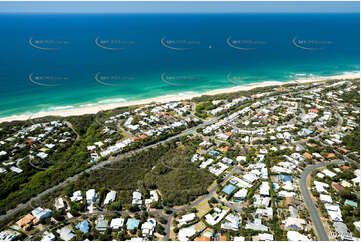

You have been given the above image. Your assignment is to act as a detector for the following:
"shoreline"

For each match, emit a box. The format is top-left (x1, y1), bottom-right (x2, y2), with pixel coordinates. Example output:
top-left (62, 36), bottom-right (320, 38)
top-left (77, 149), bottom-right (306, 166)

top-left (0, 72), bottom-right (359, 123)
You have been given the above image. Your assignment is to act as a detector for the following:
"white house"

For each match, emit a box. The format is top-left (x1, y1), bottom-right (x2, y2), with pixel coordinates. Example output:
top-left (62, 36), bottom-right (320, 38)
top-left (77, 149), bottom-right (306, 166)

top-left (234, 189), bottom-right (248, 200)
top-left (132, 191), bottom-right (142, 206)
top-left (110, 218), bottom-right (124, 230)
top-left (32, 207), bottom-right (52, 220)
top-left (70, 190), bottom-right (82, 202)
top-left (104, 191), bottom-right (117, 205)
top-left (221, 213), bottom-right (241, 231)
top-left (86, 189), bottom-right (97, 205)
top-left (179, 213), bottom-right (196, 226)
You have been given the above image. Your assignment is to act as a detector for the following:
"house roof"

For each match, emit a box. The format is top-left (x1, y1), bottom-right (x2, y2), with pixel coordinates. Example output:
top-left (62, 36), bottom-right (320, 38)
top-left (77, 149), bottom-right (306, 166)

top-left (76, 220), bottom-right (90, 234)
top-left (303, 152), bottom-right (312, 159)
top-left (332, 183), bottom-right (344, 192)
top-left (345, 200), bottom-right (358, 208)
top-left (127, 218), bottom-right (140, 230)
top-left (222, 184), bottom-right (237, 195)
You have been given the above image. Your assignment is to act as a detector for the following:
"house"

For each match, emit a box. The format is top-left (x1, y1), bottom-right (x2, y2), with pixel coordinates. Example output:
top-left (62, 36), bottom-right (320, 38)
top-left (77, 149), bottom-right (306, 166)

top-left (316, 173), bottom-right (325, 179)
top-left (245, 218), bottom-right (268, 231)
top-left (31, 207), bottom-right (52, 220)
top-left (278, 190), bottom-right (296, 198)
top-left (332, 183), bottom-right (344, 192)
top-left (222, 157), bottom-right (233, 165)
top-left (104, 191), bottom-right (117, 205)
top-left (0, 230), bottom-right (20, 241)
top-left (243, 173), bottom-right (258, 183)
top-left (314, 181), bottom-right (329, 193)
top-left (132, 191), bottom-right (142, 207)
top-left (258, 233), bottom-right (274, 241)
top-left (234, 189), bottom-right (248, 200)
top-left (126, 218), bottom-right (140, 231)
top-left (205, 207), bottom-right (228, 226)
top-left (208, 150), bottom-right (220, 156)
top-left (325, 204), bottom-right (343, 222)
top-left (57, 227), bottom-right (75, 241)
top-left (236, 156), bottom-right (246, 162)
top-left (287, 231), bottom-right (310, 241)
top-left (254, 195), bottom-right (271, 207)
top-left (353, 221), bottom-right (360, 231)
top-left (10, 166), bottom-right (23, 173)
top-left (256, 207), bottom-right (273, 219)
top-left (233, 236), bottom-right (245, 241)
top-left (110, 218), bottom-right (124, 230)
top-left (303, 152), bottom-right (312, 159)
top-left (260, 182), bottom-right (270, 196)
top-left (200, 159), bottom-right (213, 169)
top-left (95, 216), bottom-right (108, 231)
top-left (222, 184), bottom-right (237, 195)
top-left (75, 220), bottom-right (90, 234)
top-left (333, 222), bottom-right (353, 241)
top-left (86, 189), bottom-right (97, 204)
top-left (16, 214), bottom-right (39, 231)
top-left (209, 162), bottom-right (229, 176)
top-left (217, 133), bottom-right (230, 141)
top-left (41, 231), bottom-right (55, 241)
top-left (326, 153), bottom-right (335, 159)
top-left (145, 190), bottom-right (159, 206)
top-left (345, 200), bottom-right (358, 208)
top-left (54, 197), bottom-right (65, 210)
top-left (322, 169), bottom-right (336, 178)
top-left (70, 190), bottom-right (82, 202)
top-left (283, 217), bottom-right (306, 230)
top-left (37, 152), bottom-right (48, 159)
top-left (289, 205), bottom-right (299, 218)
top-left (340, 180), bottom-right (352, 188)
top-left (320, 194), bottom-right (333, 204)
top-left (221, 213), bottom-right (241, 231)
top-left (178, 227), bottom-right (196, 241)
top-left (141, 218), bottom-right (156, 237)
top-left (179, 213), bottom-right (196, 226)
top-left (90, 153), bottom-right (99, 162)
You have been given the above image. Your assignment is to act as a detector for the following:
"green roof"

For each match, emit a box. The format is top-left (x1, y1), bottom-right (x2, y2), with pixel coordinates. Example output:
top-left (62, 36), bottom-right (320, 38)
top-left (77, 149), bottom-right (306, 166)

top-left (345, 199), bottom-right (358, 208)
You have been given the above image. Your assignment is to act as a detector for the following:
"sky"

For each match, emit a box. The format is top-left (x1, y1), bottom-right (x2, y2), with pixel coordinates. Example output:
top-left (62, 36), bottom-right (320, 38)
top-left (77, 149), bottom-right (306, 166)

top-left (0, 1), bottom-right (359, 14)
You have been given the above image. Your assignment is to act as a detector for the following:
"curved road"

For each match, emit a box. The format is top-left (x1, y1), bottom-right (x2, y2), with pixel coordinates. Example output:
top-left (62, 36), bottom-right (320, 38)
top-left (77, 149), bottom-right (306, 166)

top-left (0, 85), bottom-right (340, 228)
top-left (299, 160), bottom-right (344, 241)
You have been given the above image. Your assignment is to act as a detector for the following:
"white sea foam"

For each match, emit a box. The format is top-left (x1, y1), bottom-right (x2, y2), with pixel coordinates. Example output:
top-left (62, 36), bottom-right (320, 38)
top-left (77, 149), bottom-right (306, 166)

top-left (97, 98), bottom-right (127, 104)
top-left (48, 105), bottom-right (75, 111)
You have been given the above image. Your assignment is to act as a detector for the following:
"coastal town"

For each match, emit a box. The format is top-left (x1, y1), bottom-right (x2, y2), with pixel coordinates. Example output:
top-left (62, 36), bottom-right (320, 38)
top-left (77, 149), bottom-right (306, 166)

top-left (0, 78), bottom-right (359, 241)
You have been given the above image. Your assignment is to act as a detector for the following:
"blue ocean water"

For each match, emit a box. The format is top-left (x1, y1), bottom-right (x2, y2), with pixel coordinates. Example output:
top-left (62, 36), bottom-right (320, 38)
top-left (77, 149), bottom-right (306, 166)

top-left (0, 13), bottom-right (359, 118)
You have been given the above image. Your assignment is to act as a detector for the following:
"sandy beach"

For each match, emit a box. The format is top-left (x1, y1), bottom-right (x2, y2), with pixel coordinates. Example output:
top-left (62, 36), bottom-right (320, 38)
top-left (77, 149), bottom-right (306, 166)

top-left (0, 72), bottom-right (359, 123)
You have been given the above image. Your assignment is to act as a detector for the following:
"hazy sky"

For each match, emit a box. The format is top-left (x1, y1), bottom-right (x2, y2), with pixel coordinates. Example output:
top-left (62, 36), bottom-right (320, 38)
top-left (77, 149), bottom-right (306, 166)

top-left (0, 1), bottom-right (359, 14)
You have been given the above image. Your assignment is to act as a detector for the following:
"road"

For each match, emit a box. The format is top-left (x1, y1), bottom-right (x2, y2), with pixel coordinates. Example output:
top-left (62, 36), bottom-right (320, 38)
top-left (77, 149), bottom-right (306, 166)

top-left (299, 160), bottom-right (344, 241)
top-left (0, 83), bottom-right (349, 236)
top-left (0, 116), bottom-right (222, 223)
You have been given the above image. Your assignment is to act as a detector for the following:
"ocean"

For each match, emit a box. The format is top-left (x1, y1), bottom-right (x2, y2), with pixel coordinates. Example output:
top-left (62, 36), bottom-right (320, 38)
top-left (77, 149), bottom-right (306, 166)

top-left (0, 13), bottom-right (359, 118)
